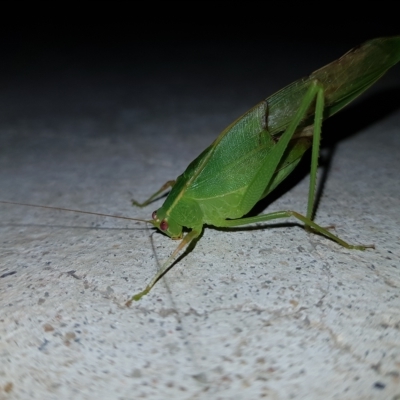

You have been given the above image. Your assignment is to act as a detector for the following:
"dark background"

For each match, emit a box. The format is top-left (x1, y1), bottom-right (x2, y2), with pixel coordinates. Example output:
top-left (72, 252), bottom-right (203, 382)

top-left (1, 5), bottom-right (398, 93)
top-left (0, 5), bottom-right (399, 147)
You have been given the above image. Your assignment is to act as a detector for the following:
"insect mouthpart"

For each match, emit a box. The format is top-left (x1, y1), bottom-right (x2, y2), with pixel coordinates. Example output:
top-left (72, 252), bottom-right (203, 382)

top-left (152, 210), bottom-right (157, 220)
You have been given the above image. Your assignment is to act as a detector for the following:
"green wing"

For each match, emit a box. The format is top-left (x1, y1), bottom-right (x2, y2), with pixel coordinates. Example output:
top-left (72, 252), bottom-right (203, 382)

top-left (183, 101), bottom-right (276, 220)
top-left (267, 36), bottom-right (400, 135)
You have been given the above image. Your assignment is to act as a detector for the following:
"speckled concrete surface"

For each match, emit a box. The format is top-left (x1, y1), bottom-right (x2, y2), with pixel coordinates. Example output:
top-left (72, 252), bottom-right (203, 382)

top-left (1, 40), bottom-right (400, 399)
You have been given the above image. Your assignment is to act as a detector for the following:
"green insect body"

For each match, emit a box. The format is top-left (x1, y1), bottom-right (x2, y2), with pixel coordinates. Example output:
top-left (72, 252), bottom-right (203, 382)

top-left (131, 37), bottom-right (400, 301)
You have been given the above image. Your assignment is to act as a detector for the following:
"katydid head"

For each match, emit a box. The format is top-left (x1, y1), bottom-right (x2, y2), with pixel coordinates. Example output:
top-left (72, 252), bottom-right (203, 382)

top-left (151, 208), bottom-right (183, 239)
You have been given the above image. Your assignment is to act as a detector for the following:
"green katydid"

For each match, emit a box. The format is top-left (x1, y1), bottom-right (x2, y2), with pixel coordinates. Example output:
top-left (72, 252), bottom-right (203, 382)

top-left (128, 36), bottom-right (400, 301)
top-left (1, 37), bottom-right (400, 303)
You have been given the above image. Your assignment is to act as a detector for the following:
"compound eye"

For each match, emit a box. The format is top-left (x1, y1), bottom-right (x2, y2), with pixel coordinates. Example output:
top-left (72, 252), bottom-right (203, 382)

top-left (160, 219), bottom-right (168, 231)
top-left (152, 210), bottom-right (157, 220)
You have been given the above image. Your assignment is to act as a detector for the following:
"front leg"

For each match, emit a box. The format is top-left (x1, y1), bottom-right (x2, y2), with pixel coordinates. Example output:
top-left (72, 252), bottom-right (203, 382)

top-left (132, 180), bottom-right (176, 207)
top-left (127, 227), bottom-right (202, 303)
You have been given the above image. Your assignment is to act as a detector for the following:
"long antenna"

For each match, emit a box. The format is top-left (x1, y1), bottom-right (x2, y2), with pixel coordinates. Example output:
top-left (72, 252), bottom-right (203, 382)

top-left (0, 201), bottom-right (151, 223)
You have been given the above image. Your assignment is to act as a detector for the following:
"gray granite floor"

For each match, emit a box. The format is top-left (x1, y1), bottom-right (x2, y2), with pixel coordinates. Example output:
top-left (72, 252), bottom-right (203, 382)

top-left (1, 39), bottom-right (400, 399)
